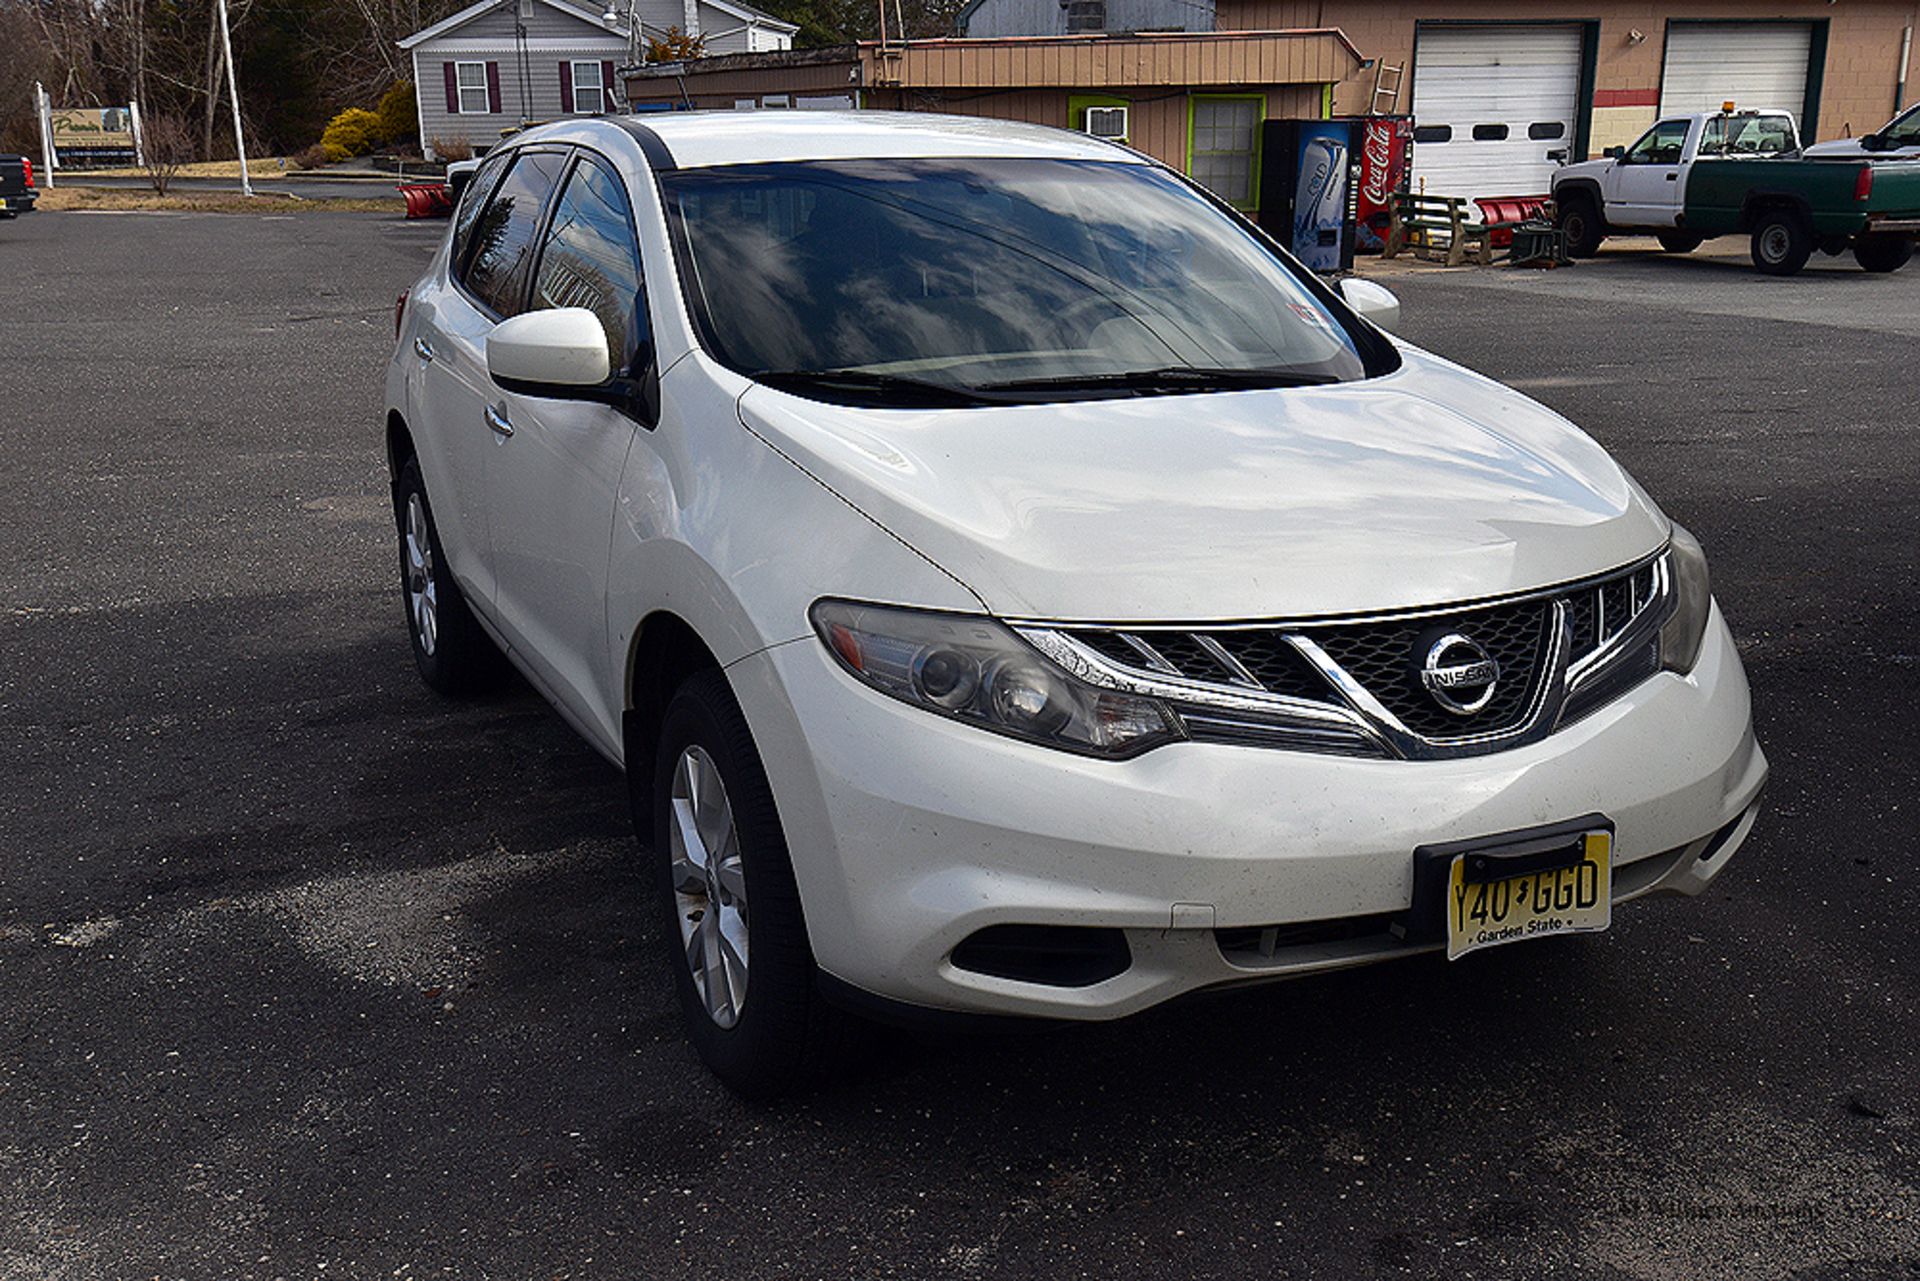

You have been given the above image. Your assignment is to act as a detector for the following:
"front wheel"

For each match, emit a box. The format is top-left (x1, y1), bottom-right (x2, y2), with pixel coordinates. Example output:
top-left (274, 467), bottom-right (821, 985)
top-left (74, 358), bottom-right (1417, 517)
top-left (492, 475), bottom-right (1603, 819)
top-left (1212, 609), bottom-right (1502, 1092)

top-left (1557, 194), bottom-right (1605, 258)
top-left (1750, 211), bottom-right (1813, 276)
top-left (648, 669), bottom-right (863, 1098)
top-left (1853, 234), bottom-right (1915, 273)
top-left (1657, 231), bottom-right (1705, 253)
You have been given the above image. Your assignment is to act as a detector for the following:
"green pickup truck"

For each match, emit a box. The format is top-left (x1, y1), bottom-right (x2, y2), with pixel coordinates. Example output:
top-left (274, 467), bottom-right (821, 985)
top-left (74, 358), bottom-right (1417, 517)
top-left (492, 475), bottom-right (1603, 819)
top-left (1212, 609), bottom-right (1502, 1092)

top-left (1551, 109), bottom-right (1920, 275)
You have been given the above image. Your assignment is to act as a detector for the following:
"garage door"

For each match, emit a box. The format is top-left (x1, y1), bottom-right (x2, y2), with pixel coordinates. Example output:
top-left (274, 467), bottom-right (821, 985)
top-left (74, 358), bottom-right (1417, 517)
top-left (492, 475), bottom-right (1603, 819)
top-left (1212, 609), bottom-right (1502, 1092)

top-left (1662, 23), bottom-right (1813, 131)
top-left (1410, 25), bottom-right (1585, 201)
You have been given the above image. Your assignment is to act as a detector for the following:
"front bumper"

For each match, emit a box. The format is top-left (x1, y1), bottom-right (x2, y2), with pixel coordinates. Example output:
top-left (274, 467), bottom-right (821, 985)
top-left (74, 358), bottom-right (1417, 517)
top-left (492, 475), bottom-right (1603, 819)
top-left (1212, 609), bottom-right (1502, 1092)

top-left (726, 604), bottom-right (1767, 1020)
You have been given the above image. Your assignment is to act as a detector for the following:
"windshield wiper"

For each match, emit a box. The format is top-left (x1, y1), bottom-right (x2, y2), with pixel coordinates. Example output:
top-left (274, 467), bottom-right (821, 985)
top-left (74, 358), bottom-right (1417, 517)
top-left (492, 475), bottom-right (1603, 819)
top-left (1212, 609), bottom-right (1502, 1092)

top-left (983, 366), bottom-right (1340, 396)
top-left (752, 368), bottom-right (1001, 408)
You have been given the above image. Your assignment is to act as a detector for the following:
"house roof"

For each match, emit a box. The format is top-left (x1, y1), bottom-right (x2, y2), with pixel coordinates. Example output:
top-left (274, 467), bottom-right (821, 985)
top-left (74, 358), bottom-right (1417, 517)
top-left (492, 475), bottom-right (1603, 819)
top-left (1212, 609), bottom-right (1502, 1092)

top-left (399, 0), bottom-right (794, 48)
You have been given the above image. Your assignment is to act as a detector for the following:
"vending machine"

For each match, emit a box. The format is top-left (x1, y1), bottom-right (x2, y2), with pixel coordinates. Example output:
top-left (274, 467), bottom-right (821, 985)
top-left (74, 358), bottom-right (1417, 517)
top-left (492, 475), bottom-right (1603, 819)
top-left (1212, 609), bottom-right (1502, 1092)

top-left (1343, 115), bottom-right (1414, 254)
top-left (1257, 119), bottom-right (1357, 274)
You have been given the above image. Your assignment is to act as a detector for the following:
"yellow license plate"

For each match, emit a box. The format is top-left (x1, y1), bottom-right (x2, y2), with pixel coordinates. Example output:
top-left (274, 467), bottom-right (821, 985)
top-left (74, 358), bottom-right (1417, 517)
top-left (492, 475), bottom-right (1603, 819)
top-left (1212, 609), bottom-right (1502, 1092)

top-left (1446, 831), bottom-right (1611, 960)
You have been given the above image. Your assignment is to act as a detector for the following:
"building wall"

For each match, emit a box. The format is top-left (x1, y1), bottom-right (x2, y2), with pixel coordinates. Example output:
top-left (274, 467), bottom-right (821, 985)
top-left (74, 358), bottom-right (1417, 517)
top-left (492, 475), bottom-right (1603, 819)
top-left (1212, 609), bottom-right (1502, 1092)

top-left (414, 40), bottom-right (630, 157)
top-left (1220, 0), bottom-right (1918, 148)
top-left (959, 0), bottom-right (1218, 38)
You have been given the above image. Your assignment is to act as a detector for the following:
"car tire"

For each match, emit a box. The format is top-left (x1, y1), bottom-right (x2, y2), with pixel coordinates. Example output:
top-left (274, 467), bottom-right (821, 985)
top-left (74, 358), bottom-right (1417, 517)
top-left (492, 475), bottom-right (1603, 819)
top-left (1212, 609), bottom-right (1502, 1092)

top-left (392, 456), bottom-right (504, 695)
top-left (1749, 210), bottom-right (1813, 276)
top-left (1852, 233), bottom-right (1915, 273)
top-left (649, 668), bottom-right (863, 1099)
top-left (1558, 195), bottom-right (1605, 258)
top-left (1656, 231), bottom-right (1705, 254)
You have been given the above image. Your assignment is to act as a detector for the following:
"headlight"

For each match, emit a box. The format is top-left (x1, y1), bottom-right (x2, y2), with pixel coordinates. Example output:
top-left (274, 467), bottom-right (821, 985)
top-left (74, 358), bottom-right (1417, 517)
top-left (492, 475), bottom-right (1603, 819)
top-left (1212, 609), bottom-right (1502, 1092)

top-left (1659, 524), bottom-right (1713, 673)
top-left (810, 600), bottom-right (1182, 758)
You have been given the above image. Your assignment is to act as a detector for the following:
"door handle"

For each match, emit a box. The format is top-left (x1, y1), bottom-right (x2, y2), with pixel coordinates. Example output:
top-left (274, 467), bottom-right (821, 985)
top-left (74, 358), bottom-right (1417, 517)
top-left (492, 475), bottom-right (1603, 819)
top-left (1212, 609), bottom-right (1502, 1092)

top-left (414, 336), bottom-right (437, 362)
top-left (1665, 173), bottom-right (1678, 181)
top-left (484, 403), bottom-right (514, 438)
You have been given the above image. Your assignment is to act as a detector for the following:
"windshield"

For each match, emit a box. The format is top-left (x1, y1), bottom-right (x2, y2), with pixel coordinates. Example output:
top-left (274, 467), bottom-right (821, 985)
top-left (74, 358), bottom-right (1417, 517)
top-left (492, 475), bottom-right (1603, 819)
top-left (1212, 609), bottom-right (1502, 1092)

top-left (1697, 114), bottom-right (1797, 157)
top-left (658, 157), bottom-right (1389, 405)
top-left (1884, 107), bottom-right (1920, 147)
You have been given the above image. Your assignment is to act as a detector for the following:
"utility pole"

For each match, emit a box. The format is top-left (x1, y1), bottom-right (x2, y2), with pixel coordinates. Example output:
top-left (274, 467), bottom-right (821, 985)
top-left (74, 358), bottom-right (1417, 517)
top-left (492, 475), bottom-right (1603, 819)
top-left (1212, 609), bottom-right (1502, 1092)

top-left (214, 0), bottom-right (252, 196)
top-left (34, 82), bottom-right (55, 188)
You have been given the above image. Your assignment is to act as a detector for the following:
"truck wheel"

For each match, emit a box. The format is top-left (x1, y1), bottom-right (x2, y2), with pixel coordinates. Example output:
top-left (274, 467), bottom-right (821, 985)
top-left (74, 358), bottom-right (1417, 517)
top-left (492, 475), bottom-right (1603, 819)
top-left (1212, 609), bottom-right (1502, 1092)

top-left (1657, 231), bottom-right (1705, 254)
top-left (1750, 211), bottom-right (1812, 276)
top-left (648, 669), bottom-right (865, 1099)
top-left (1558, 195), bottom-right (1604, 258)
top-left (1853, 234), bottom-right (1915, 273)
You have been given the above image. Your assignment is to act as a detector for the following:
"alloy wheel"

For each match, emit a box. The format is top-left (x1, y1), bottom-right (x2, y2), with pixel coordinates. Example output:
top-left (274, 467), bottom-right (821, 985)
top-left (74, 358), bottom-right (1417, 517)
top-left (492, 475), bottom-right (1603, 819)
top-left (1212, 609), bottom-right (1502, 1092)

top-left (403, 492), bottom-right (438, 656)
top-left (669, 744), bottom-right (750, 1028)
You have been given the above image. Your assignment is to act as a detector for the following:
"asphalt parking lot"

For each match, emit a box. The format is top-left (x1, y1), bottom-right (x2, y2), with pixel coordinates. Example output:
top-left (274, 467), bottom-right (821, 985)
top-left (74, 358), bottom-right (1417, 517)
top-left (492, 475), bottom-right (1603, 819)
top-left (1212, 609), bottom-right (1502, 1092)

top-left (2, 209), bottom-right (1916, 1280)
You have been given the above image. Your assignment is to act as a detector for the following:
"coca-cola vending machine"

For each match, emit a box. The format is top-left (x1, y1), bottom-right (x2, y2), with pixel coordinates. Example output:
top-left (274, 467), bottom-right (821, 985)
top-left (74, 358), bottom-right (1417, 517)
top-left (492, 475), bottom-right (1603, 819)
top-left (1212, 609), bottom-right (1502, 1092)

top-left (1342, 115), bottom-right (1414, 253)
top-left (1257, 119), bottom-right (1357, 273)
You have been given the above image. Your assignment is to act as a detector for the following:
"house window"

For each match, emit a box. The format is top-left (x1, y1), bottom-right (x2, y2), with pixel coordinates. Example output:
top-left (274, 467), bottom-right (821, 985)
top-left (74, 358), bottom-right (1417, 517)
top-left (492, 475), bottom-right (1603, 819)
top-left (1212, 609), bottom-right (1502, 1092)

top-left (1064, 0), bottom-right (1106, 32)
top-left (1189, 95), bottom-right (1263, 210)
top-left (570, 60), bottom-right (605, 114)
top-left (456, 61), bottom-right (490, 115)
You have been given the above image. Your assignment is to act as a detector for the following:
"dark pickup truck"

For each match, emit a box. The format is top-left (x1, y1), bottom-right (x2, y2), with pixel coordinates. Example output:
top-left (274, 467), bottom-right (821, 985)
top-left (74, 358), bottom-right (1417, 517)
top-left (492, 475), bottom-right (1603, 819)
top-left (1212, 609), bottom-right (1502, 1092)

top-left (0, 155), bottom-right (38, 216)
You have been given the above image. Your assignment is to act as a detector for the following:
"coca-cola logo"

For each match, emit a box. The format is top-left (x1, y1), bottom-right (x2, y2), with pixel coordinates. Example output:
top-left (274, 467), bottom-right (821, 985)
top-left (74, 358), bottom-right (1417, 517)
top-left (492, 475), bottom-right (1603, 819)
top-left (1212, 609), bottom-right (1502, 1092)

top-left (1362, 123), bottom-right (1395, 204)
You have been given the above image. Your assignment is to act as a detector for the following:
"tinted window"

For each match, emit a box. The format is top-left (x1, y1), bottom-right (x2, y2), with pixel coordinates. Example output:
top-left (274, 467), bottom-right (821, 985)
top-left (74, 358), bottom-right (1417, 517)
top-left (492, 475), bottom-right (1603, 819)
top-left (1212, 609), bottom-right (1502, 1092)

top-left (464, 150), bottom-right (568, 316)
top-left (1528, 121), bottom-right (1566, 141)
top-left (1886, 108), bottom-right (1920, 145)
top-left (450, 151), bottom-right (512, 279)
top-left (531, 156), bottom-right (645, 370)
top-left (1412, 125), bottom-right (1452, 144)
top-left (1471, 123), bottom-right (1509, 141)
top-left (661, 158), bottom-right (1383, 401)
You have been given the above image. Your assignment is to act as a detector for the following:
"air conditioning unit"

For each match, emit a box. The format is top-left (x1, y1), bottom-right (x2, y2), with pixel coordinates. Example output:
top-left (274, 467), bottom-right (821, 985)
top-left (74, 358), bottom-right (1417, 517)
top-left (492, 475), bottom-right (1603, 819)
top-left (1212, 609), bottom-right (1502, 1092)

top-left (1084, 105), bottom-right (1129, 142)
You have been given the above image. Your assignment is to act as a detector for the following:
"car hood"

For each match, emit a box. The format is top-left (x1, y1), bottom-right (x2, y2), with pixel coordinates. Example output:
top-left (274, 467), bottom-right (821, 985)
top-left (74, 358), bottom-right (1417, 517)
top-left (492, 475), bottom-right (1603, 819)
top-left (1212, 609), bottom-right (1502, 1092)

top-left (736, 348), bottom-right (1669, 622)
top-left (1553, 159), bottom-right (1612, 185)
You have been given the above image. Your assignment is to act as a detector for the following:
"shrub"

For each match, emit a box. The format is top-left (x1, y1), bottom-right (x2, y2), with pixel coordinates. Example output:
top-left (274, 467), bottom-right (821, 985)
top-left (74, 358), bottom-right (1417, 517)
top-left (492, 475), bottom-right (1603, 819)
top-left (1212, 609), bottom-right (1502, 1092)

top-left (140, 112), bottom-right (193, 194)
top-left (320, 107), bottom-right (383, 162)
top-left (646, 25), bottom-right (705, 62)
top-left (429, 135), bottom-right (473, 162)
top-left (289, 143), bottom-right (329, 170)
top-left (376, 80), bottom-right (417, 145)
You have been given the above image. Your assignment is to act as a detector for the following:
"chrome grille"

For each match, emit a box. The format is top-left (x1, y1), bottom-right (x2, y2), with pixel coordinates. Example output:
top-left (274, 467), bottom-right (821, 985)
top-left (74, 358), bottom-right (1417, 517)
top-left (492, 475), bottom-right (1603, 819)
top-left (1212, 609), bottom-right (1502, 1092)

top-left (1020, 552), bottom-right (1674, 761)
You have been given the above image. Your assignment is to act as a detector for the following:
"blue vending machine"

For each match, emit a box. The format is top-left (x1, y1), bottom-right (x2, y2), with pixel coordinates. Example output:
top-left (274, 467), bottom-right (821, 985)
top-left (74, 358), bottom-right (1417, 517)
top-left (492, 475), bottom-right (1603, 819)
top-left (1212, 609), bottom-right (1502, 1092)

top-left (1257, 119), bottom-right (1358, 274)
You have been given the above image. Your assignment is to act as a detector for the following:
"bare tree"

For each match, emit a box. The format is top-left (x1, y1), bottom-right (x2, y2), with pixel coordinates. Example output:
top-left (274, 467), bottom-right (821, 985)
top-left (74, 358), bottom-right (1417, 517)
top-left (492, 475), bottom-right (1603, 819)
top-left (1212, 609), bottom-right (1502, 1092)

top-left (141, 111), bottom-right (192, 192)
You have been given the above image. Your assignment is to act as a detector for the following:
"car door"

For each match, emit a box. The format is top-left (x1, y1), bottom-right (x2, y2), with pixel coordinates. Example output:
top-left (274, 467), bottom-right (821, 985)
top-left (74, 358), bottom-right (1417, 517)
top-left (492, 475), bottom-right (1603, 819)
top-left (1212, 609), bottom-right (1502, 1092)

top-left (412, 146), bottom-right (569, 611)
top-left (484, 149), bottom-right (651, 750)
top-left (1605, 119), bottom-right (1690, 228)
top-left (408, 147), bottom-right (510, 601)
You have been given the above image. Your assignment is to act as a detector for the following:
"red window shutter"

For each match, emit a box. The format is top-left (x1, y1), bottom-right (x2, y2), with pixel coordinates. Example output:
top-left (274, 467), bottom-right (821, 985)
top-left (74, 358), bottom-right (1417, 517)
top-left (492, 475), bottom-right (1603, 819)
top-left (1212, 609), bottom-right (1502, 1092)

top-left (485, 61), bottom-right (502, 114)
top-left (602, 60), bottom-right (616, 106)
top-left (443, 62), bottom-right (459, 114)
top-left (559, 61), bottom-right (574, 113)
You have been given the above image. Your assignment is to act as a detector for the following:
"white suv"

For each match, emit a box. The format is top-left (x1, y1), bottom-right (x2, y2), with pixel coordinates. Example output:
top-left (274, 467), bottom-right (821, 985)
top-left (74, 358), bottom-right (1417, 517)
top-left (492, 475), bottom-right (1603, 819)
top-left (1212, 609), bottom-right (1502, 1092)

top-left (386, 112), bottom-right (1766, 1096)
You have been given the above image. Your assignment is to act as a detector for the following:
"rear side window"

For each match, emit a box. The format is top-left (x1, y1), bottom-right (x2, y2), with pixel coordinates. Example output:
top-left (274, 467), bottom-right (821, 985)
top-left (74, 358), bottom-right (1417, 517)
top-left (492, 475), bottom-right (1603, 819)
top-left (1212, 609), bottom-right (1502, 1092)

top-left (530, 156), bottom-right (646, 371)
top-left (462, 150), bottom-right (568, 317)
top-left (449, 151), bottom-right (511, 277)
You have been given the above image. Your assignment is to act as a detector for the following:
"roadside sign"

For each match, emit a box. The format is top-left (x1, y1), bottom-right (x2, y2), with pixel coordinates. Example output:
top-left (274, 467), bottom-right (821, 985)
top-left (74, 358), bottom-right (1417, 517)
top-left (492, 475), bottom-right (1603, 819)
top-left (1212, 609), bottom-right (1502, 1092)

top-left (48, 106), bottom-right (142, 168)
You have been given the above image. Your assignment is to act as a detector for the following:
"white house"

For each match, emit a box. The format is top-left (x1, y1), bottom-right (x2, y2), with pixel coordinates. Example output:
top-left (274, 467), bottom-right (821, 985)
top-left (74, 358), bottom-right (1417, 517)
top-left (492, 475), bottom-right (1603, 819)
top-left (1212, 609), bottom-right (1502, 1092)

top-left (401, 0), bottom-right (797, 160)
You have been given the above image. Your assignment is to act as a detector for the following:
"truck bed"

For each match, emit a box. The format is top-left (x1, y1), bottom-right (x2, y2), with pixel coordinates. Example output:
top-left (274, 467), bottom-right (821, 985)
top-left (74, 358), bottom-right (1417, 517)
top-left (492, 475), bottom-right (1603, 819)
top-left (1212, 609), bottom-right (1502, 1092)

top-left (1684, 155), bottom-right (1920, 236)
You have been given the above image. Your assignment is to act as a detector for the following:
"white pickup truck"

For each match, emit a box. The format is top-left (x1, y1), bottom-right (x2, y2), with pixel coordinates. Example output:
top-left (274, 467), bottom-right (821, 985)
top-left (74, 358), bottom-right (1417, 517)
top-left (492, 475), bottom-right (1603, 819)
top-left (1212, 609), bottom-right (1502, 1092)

top-left (1551, 109), bottom-right (1801, 256)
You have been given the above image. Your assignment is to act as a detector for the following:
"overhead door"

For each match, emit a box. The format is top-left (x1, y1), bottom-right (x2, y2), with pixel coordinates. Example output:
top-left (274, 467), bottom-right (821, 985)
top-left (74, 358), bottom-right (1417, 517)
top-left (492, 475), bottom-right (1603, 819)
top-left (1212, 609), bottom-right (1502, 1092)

top-left (1410, 25), bottom-right (1585, 201)
top-left (1662, 23), bottom-right (1814, 132)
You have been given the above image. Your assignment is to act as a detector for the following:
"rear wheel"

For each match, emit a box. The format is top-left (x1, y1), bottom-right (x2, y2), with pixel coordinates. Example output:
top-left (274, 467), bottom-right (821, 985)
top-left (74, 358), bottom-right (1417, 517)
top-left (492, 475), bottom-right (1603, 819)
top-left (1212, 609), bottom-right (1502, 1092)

top-left (1657, 230), bottom-right (1705, 253)
top-left (1558, 194), bottom-right (1605, 258)
top-left (648, 669), bottom-right (863, 1098)
top-left (1853, 234), bottom-right (1915, 273)
top-left (392, 457), bottom-right (503, 694)
top-left (1750, 210), bottom-right (1813, 276)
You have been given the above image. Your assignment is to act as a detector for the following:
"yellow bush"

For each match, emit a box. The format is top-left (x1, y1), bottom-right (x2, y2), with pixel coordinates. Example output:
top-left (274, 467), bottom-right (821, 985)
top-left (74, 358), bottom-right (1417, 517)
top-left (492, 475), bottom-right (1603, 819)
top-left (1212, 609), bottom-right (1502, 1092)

top-left (375, 81), bottom-right (417, 145)
top-left (320, 107), bottom-right (383, 162)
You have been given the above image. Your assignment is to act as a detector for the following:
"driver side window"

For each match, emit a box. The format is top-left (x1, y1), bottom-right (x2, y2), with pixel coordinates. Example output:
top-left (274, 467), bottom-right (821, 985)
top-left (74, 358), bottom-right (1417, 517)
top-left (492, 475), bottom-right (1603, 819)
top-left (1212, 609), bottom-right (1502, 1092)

top-left (1626, 120), bottom-right (1688, 165)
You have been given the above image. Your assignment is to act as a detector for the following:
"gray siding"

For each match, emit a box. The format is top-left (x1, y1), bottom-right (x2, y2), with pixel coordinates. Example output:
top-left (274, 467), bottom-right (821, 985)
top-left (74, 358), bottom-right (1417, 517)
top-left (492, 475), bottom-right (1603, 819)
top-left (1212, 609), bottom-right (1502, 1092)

top-left (960, 0), bottom-right (1215, 37)
top-left (413, 39), bottom-right (628, 158)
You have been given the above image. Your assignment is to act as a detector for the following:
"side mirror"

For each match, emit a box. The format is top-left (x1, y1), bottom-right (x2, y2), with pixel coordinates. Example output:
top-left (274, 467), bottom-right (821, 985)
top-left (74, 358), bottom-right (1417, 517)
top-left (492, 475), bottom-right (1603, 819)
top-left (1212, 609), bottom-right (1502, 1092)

top-left (1338, 278), bottom-right (1400, 334)
top-left (1861, 132), bottom-right (1886, 152)
top-left (1604, 145), bottom-right (1625, 160)
top-left (487, 307), bottom-right (611, 395)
